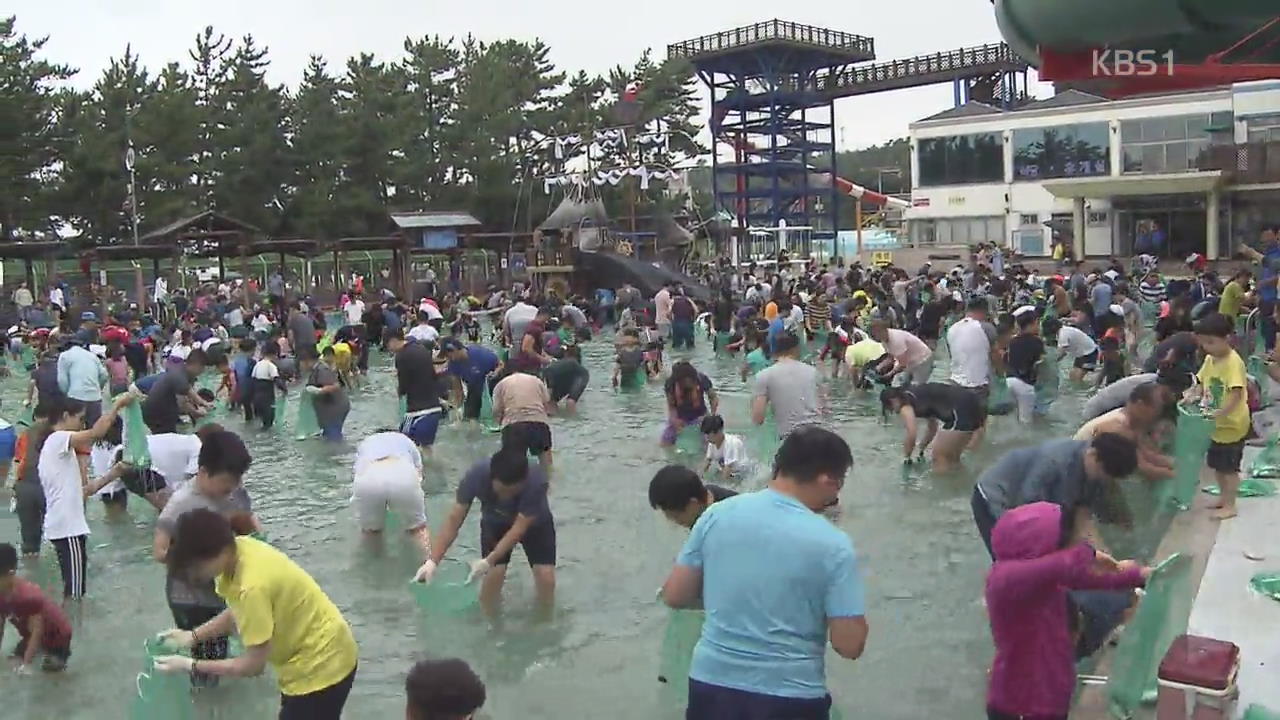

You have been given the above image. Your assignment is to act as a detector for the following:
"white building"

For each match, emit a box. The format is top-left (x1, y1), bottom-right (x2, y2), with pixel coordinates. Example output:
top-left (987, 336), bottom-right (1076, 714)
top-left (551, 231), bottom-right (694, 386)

top-left (905, 80), bottom-right (1280, 260)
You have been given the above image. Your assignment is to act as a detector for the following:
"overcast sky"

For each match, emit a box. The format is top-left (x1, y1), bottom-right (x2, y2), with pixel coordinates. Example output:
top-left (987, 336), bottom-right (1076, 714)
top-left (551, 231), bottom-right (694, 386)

top-left (11, 0), bottom-right (1049, 151)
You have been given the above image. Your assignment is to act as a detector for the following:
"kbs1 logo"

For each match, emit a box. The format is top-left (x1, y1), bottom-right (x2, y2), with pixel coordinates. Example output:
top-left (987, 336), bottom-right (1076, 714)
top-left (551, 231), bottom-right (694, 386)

top-left (1092, 49), bottom-right (1175, 77)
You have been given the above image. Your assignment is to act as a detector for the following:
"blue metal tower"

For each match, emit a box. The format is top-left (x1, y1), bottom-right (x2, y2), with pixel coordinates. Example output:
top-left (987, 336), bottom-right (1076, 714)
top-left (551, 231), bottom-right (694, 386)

top-left (669, 21), bottom-right (876, 246)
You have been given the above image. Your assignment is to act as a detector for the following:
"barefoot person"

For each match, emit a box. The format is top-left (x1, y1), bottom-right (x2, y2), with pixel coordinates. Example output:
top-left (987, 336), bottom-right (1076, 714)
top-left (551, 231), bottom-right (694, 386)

top-left (880, 384), bottom-right (985, 472)
top-left (0, 542), bottom-right (74, 673)
top-left (426, 445), bottom-right (555, 617)
top-left (1186, 313), bottom-right (1251, 520)
top-left (153, 509), bottom-right (359, 719)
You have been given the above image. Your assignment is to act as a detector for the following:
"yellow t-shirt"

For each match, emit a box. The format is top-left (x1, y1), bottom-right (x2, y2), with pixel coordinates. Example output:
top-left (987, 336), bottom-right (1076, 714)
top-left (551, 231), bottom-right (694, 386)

top-left (845, 339), bottom-right (887, 367)
top-left (764, 302), bottom-right (779, 321)
top-left (1218, 281), bottom-right (1246, 318)
top-left (215, 537), bottom-right (358, 696)
top-left (1196, 350), bottom-right (1251, 444)
top-left (332, 342), bottom-right (353, 372)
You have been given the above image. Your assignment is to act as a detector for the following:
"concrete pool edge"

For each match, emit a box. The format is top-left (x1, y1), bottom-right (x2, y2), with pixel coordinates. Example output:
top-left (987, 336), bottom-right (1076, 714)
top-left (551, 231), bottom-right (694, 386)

top-left (1071, 457), bottom-right (1280, 719)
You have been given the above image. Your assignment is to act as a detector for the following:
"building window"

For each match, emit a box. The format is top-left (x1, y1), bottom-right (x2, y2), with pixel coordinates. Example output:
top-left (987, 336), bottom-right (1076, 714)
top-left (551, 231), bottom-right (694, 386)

top-left (909, 216), bottom-right (1004, 247)
top-left (1246, 113), bottom-right (1280, 143)
top-left (1012, 122), bottom-right (1110, 180)
top-left (1120, 112), bottom-right (1233, 174)
top-left (917, 133), bottom-right (1004, 186)
top-left (1020, 213), bottom-right (1040, 226)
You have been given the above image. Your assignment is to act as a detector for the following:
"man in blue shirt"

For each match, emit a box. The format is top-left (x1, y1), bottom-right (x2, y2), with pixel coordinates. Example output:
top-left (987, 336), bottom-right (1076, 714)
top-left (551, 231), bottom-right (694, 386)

top-left (1089, 276), bottom-right (1112, 336)
top-left (56, 336), bottom-right (108, 426)
top-left (440, 338), bottom-right (501, 422)
top-left (662, 426), bottom-right (868, 718)
top-left (1240, 224), bottom-right (1280, 350)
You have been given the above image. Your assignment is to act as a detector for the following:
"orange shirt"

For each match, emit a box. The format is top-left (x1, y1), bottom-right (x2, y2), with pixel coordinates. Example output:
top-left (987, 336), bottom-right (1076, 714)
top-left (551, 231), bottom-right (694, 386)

top-left (764, 302), bottom-right (779, 321)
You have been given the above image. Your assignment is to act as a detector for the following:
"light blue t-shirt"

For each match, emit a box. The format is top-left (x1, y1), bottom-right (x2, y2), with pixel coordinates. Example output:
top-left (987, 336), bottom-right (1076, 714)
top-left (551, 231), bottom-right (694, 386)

top-left (1090, 282), bottom-right (1112, 317)
top-left (676, 488), bottom-right (864, 698)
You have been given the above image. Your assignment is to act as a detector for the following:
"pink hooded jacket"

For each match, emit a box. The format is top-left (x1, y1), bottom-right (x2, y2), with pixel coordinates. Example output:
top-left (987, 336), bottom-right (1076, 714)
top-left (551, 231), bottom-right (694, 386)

top-left (985, 502), bottom-right (1145, 717)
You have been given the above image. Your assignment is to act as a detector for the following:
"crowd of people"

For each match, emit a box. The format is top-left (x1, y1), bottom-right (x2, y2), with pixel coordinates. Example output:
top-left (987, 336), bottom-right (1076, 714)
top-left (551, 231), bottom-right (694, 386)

top-left (0, 224), bottom-right (1277, 719)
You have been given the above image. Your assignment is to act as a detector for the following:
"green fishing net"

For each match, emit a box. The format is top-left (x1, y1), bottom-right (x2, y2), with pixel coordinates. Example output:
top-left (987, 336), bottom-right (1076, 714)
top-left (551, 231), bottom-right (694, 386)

top-left (1107, 553), bottom-right (1195, 718)
top-left (1164, 406), bottom-right (1213, 510)
top-left (1248, 354), bottom-right (1270, 400)
top-left (122, 401), bottom-right (151, 468)
top-left (658, 609), bottom-right (703, 702)
top-left (988, 375), bottom-right (1013, 413)
top-left (292, 392), bottom-right (321, 440)
top-left (130, 638), bottom-right (193, 720)
top-left (1249, 572), bottom-right (1280, 602)
top-left (1243, 705), bottom-right (1280, 720)
top-left (19, 343), bottom-right (36, 371)
top-left (409, 560), bottom-right (477, 614)
top-left (713, 331), bottom-right (732, 354)
top-left (398, 395), bottom-right (408, 420)
top-left (479, 387), bottom-right (501, 433)
top-left (1248, 436), bottom-right (1280, 480)
top-left (1035, 352), bottom-right (1060, 406)
top-left (15, 404), bottom-right (34, 428)
top-left (1204, 478), bottom-right (1277, 497)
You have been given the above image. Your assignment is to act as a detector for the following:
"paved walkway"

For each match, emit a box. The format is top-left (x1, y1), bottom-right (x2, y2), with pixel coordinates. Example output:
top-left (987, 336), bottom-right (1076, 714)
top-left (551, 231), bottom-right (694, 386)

top-left (1185, 445), bottom-right (1280, 716)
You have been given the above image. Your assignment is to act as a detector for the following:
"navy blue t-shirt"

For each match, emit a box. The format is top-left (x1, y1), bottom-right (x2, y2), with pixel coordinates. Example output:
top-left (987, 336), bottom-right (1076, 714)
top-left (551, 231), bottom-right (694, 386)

top-left (447, 345), bottom-right (500, 386)
top-left (456, 459), bottom-right (552, 526)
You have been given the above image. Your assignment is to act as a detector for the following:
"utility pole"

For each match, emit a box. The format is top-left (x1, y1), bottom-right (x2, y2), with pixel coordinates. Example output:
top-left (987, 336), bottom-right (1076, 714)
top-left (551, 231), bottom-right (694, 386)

top-left (125, 112), bottom-right (146, 309)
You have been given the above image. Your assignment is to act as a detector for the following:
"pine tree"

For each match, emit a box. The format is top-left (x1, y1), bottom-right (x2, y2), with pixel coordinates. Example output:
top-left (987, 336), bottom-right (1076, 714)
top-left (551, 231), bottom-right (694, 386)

top-left (56, 47), bottom-right (153, 245)
top-left (209, 35), bottom-right (291, 233)
top-left (0, 16), bottom-right (76, 240)
top-left (283, 56), bottom-right (345, 238)
top-left (398, 36), bottom-right (459, 208)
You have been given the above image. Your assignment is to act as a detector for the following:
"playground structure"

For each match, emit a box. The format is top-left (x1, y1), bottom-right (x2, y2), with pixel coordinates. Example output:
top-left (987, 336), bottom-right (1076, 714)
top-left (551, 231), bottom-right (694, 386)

top-left (669, 20), bottom-right (1030, 265)
top-left (993, 0), bottom-right (1280, 95)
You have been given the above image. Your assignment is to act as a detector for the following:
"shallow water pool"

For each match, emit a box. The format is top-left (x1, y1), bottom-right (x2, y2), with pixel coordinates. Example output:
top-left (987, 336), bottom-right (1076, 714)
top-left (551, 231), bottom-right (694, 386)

top-left (0, 332), bottom-right (1098, 719)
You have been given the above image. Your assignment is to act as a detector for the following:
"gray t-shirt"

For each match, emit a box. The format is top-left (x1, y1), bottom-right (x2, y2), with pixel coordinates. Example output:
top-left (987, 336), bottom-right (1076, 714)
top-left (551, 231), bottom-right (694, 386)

top-left (308, 363), bottom-right (350, 429)
top-left (752, 359), bottom-right (820, 437)
top-left (288, 313), bottom-right (315, 349)
top-left (1081, 373), bottom-right (1156, 422)
top-left (976, 438), bottom-right (1129, 528)
top-left (157, 484), bottom-right (252, 607)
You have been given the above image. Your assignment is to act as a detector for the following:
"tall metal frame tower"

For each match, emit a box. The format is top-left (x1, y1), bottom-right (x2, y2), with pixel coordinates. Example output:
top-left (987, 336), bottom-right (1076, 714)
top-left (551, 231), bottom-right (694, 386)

top-left (670, 21), bottom-right (875, 245)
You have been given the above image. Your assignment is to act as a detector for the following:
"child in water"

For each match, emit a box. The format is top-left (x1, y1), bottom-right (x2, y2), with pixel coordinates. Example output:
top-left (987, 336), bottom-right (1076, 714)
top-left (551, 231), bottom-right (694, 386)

top-left (700, 415), bottom-right (748, 480)
top-left (640, 320), bottom-right (663, 377)
top-left (0, 542), bottom-right (74, 671)
top-left (612, 329), bottom-right (646, 389)
top-left (985, 502), bottom-right (1148, 720)
top-left (251, 344), bottom-right (287, 430)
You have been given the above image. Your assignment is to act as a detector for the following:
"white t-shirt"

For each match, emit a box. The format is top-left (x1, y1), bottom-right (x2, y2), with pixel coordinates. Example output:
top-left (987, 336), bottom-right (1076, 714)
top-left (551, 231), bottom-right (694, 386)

top-left (169, 344), bottom-right (193, 361)
top-left (947, 317), bottom-right (992, 388)
top-left (39, 431), bottom-right (90, 540)
top-left (1057, 326), bottom-right (1098, 359)
top-left (421, 302), bottom-right (443, 321)
top-left (149, 433), bottom-right (201, 488)
top-left (353, 431), bottom-right (423, 477)
top-left (343, 299), bottom-right (366, 325)
top-left (706, 434), bottom-right (748, 470)
top-left (407, 324), bottom-right (439, 344)
top-left (92, 443), bottom-right (123, 497)
top-left (786, 306), bottom-right (805, 332)
top-left (252, 314), bottom-right (272, 333)
top-left (252, 358), bottom-right (280, 381)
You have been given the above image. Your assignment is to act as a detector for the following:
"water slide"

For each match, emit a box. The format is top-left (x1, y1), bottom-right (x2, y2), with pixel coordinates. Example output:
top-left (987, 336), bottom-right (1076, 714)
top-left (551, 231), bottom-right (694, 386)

top-left (994, 0), bottom-right (1280, 92)
top-left (578, 251), bottom-right (712, 303)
